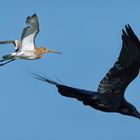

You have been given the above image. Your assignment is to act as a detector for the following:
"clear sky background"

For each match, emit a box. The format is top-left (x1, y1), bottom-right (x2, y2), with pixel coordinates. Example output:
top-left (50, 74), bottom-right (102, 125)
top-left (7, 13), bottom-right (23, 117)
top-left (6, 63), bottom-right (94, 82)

top-left (0, 0), bottom-right (140, 139)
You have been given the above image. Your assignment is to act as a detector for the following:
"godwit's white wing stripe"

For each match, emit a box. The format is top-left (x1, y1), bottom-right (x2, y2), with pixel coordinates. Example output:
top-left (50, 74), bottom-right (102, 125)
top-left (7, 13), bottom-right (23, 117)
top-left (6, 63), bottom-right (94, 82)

top-left (20, 14), bottom-right (39, 51)
top-left (21, 33), bottom-right (36, 51)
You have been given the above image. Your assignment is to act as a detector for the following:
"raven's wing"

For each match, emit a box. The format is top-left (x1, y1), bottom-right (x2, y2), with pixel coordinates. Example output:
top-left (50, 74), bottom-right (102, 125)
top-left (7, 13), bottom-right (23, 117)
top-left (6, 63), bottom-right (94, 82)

top-left (20, 14), bottom-right (39, 51)
top-left (97, 25), bottom-right (140, 95)
top-left (32, 73), bottom-right (96, 102)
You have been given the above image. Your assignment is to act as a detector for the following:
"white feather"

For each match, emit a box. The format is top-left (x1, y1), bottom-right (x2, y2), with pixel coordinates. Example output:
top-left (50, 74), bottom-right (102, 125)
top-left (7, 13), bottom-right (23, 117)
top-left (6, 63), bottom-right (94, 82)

top-left (21, 33), bottom-right (36, 50)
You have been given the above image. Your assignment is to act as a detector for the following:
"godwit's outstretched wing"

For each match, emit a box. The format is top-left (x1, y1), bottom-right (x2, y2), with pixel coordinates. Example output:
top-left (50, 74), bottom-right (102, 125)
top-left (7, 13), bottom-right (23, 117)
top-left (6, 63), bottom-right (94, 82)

top-left (0, 40), bottom-right (15, 45)
top-left (20, 14), bottom-right (39, 51)
top-left (98, 25), bottom-right (140, 97)
top-left (0, 40), bottom-right (21, 51)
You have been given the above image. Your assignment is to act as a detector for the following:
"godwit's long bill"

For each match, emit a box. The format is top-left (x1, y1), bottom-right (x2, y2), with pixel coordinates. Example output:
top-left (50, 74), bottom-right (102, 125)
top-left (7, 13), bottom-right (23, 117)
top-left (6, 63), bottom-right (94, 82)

top-left (0, 14), bottom-right (61, 66)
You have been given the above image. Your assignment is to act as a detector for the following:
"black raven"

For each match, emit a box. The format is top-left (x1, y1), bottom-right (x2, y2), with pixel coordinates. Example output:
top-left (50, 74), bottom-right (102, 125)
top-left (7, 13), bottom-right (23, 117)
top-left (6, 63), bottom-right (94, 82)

top-left (32, 24), bottom-right (140, 119)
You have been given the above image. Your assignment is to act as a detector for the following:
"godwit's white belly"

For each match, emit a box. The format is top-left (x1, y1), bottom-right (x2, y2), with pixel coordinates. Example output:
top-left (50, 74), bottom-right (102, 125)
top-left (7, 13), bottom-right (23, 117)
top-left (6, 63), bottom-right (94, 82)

top-left (15, 50), bottom-right (37, 60)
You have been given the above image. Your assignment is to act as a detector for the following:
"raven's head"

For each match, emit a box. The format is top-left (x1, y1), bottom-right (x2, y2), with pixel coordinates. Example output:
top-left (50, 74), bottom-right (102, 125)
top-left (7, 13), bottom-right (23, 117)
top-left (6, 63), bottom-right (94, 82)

top-left (119, 101), bottom-right (140, 119)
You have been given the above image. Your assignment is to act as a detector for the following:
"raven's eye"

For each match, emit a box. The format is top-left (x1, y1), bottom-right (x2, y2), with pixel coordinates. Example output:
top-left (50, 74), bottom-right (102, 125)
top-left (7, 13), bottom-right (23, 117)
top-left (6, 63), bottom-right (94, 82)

top-left (110, 89), bottom-right (114, 93)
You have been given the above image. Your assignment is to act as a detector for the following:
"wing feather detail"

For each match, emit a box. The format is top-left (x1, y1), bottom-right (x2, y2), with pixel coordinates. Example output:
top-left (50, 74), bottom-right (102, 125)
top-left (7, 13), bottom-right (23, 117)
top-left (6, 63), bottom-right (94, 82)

top-left (98, 25), bottom-right (140, 95)
top-left (0, 40), bottom-right (21, 51)
top-left (20, 14), bottom-right (39, 50)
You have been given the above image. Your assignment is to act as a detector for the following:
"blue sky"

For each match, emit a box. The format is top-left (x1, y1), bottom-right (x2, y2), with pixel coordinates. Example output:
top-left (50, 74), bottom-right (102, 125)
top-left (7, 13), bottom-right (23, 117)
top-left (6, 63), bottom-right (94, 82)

top-left (0, 0), bottom-right (140, 139)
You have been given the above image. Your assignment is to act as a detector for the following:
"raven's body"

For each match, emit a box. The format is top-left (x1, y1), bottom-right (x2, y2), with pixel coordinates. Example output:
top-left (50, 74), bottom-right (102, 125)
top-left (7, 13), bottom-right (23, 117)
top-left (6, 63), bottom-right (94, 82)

top-left (33, 25), bottom-right (140, 119)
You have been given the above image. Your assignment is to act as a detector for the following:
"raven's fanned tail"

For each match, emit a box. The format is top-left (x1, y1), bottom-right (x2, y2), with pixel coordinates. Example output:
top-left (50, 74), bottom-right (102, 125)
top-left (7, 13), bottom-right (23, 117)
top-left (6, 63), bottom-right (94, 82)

top-left (32, 73), bottom-right (95, 102)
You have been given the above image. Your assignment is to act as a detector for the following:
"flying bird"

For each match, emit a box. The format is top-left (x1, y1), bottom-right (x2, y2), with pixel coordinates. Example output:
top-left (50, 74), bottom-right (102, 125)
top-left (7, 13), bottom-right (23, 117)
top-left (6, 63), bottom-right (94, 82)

top-left (32, 24), bottom-right (140, 119)
top-left (0, 14), bottom-right (61, 66)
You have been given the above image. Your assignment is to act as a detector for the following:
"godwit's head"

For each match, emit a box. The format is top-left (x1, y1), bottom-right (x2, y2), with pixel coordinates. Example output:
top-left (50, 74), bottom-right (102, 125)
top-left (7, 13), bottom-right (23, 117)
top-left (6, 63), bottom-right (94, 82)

top-left (39, 47), bottom-right (61, 54)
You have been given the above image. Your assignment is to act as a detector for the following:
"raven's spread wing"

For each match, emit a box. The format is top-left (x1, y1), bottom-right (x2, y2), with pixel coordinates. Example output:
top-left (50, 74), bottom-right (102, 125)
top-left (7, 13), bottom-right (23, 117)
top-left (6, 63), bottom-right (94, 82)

top-left (20, 14), bottom-right (39, 51)
top-left (98, 25), bottom-right (140, 95)
top-left (32, 73), bottom-right (95, 102)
